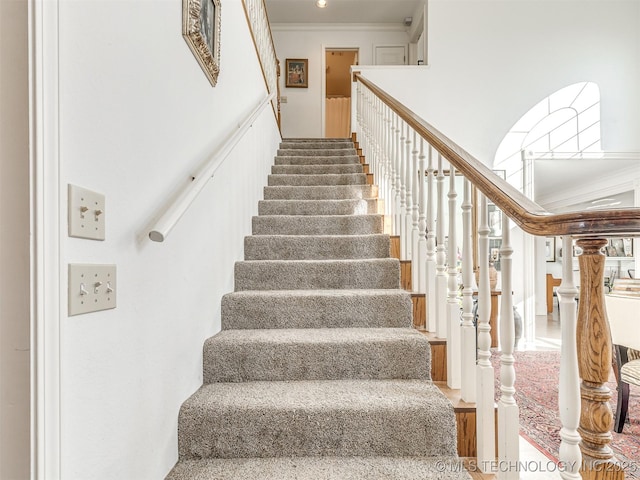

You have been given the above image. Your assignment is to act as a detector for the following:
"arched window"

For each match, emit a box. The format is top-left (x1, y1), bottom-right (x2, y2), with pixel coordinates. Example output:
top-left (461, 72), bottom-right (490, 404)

top-left (494, 82), bottom-right (601, 190)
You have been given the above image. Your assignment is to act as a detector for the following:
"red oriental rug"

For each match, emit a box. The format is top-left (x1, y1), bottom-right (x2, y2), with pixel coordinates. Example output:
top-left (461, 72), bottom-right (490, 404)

top-left (492, 350), bottom-right (640, 478)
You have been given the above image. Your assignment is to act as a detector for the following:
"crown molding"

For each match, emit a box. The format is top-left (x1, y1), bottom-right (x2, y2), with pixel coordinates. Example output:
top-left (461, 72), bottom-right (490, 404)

top-left (271, 23), bottom-right (408, 32)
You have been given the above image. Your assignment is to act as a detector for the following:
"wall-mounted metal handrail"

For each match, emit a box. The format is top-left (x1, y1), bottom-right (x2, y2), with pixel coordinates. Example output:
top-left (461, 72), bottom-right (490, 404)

top-left (148, 92), bottom-right (275, 242)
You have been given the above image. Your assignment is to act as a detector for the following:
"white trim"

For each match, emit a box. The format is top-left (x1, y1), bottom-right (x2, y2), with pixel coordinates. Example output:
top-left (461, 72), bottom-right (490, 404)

top-left (321, 44), bottom-right (359, 138)
top-left (30, 0), bottom-right (62, 477)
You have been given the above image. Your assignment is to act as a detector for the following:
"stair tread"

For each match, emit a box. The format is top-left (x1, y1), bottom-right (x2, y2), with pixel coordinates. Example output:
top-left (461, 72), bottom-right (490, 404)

top-left (203, 328), bottom-right (430, 383)
top-left (207, 326), bottom-right (428, 346)
top-left (178, 379), bottom-right (457, 459)
top-left (166, 456), bottom-right (471, 480)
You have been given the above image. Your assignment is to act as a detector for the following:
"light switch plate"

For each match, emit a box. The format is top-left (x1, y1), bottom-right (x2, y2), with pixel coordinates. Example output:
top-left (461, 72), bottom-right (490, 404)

top-left (68, 264), bottom-right (116, 316)
top-left (68, 184), bottom-right (106, 240)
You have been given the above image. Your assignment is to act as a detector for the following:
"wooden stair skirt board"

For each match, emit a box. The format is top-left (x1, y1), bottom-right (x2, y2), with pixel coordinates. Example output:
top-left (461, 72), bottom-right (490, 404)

top-left (421, 331), bottom-right (446, 382)
top-left (362, 164), bottom-right (370, 174)
top-left (436, 381), bottom-right (498, 458)
top-left (411, 293), bottom-right (425, 329)
top-left (390, 235), bottom-right (401, 260)
top-left (400, 260), bottom-right (412, 291)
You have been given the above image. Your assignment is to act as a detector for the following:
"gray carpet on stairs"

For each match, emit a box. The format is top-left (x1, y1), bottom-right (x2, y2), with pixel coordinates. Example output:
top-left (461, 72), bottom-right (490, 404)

top-left (167, 138), bottom-right (468, 480)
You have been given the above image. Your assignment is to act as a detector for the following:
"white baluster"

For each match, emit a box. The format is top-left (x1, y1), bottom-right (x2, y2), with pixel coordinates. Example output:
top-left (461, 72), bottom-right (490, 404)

top-left (387, 111), bottom-right (397, 231)
top-left (417, 139), bottom-right (427, 295)
top-left (447, 166), bottom-right (461, 389)
top-left (435, 154), bottom-right (447, 339)
top-left (383, 106), bottom-right (392, 218)
top-left (411, 131), bottom-right (420, 290)
top-left (404, 124), bottom-right (413, 261)
top-left (393, 116), bottom-right (402, 238)
top-left (461, 178), bottom-right (476, 402)
top-left (558, 236), bottom-right (582, 480)
top-left (398, 122), bottom-right (407, 260)
top-left (426, 146), bottom-right (437, 332)
top-left (475, 193), bottom-right (495, 471)
top-left (498, 214), bottom-right (519, 480)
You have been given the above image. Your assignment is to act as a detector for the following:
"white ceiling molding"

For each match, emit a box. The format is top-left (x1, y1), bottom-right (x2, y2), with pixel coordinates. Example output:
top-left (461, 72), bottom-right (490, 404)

top-left (271, 23), bottom-right (408, 32)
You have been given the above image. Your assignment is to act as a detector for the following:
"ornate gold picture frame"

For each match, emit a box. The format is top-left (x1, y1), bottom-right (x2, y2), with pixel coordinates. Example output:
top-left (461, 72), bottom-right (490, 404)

top-left (182, 0), bottom-right (222, 87)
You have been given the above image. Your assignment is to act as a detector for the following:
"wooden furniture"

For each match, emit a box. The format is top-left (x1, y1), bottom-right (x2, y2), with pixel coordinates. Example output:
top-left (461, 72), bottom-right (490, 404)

top-left (604, 278), bottom-right (640, 433)
top-left (546, 273), bottom-right (561, 313)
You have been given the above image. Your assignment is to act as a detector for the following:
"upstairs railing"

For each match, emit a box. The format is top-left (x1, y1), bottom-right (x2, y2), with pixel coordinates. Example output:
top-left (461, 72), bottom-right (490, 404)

top-left (353, 72), bottom-right (640, 480)
top-left (242, 0), bottom-right (281, 127)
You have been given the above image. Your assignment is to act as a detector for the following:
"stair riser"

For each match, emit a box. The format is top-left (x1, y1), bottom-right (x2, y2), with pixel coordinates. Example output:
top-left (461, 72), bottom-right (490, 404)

top-left (263, 185), bottom-right (378, 200)
top-left (257, 199), bottom-right (379, 216)
top-left (234, 260), bottom-right (400, 291)
top-left (221, 291), bottom-right (413, 330)
top-left (178, 402), bottom-right (457, 459)
top-left (271, 164), bottom-right (363, 174)
top-left (203, 336), bottom-right (430, 383)
top-left (244, 234), bottom-right (389, 260)
top-left (251, 215), bottom-right (383, 236)
top-left (267, 174), bottom-right (366, 186)
top-left (277, 149), bottom-right (357, 156)
top-left (274, 156), bottom-right (360, 165)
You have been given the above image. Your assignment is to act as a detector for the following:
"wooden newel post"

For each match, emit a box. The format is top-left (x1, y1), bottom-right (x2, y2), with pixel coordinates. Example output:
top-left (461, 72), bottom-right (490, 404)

top-left (575, 237), bottom-right (624, 480)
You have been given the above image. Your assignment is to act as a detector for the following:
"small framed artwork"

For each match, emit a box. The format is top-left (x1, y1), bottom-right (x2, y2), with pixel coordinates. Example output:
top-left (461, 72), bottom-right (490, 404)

top-left (545, 237), bottom-right (556, 262)
top-left (285, 58), bottom-right (308, 88)
top-left (182, 0), bottom-right (222, 87)
top-left (607, 238), bottom-right (634, 257)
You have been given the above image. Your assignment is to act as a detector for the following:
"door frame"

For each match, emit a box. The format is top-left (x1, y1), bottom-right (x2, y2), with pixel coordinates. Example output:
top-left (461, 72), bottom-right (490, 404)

top-left (321, 45), bottom-right (359, 138)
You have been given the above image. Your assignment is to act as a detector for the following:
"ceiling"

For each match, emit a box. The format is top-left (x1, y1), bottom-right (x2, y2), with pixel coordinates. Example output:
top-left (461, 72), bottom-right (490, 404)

top-left (264, 0), bottom-right (423, 25)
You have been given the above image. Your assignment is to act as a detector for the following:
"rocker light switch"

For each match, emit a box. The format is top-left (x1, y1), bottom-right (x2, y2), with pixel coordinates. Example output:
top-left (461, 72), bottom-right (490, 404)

top-left (68, 264), bottom-right (117, 316)
top-left (68, 184), bottom-right (106, 240)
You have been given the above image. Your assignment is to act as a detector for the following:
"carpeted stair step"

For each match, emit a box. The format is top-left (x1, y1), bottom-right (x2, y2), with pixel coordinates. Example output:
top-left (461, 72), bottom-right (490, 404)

top-left (252, 214), bottom-right (383, 235)
top-left (280, 141), bottom-right (354, 149)
top-left (258, 199), bottom-right (378, 216)
top-left (264, 185), bottom-right (378, 200)
top-left (166, 456), bottom-right (470, 480)
top-left (244, 234), bottom-right (389, 260)
top-left (168, 456), bottom-right (470, 480)
top-left (284, 137), bottom-right (351, 142)
top-left (177, 379), bottom-right (458, 460)
top-left (203, 327), bottom-right (431, 383)
top-left (277, 148), bottom-right (357, 157)
top-left (274, 155), bottom-right (360, 165)
top-left (271, 163), bottom-right (363, 174)
top-left (267, 173), bottom-right (367, 186)
top-left (234, 259), bottom-right (400, 291)
top-left (221, 289), bottom-right (413, 330)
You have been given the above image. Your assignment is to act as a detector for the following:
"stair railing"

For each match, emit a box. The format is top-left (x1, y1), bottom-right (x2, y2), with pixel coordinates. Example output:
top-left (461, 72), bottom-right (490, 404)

top-left (241, 0), bottom-right (280, 127)
top-left (148, 92), bottom-right (275, 242)
top-left (354, 71), bottom-right (640, 480)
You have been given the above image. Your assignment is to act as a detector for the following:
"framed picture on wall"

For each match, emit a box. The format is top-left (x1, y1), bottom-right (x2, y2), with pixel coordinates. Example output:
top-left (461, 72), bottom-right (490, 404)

top-left (182, 0), bottom-right (222, 87)
top-left (285, 59), bottom-right (308, 88)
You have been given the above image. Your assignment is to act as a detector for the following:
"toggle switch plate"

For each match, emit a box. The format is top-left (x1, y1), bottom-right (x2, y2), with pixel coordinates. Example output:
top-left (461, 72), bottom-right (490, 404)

top-left (68, 184), bottom-right (106, 240)
top-left (68, 264), bottom-right (117, 316)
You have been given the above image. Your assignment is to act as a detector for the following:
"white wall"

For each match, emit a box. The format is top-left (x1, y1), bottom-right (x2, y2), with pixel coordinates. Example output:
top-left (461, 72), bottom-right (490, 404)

top-left (40, 1), bottom-right (281, 478)
top-left (0, 0), bottom-right (30, 478)
top-left (272, 25), bottom-right (409, 138)
top-left (360, 0), bottom-right (640, 163)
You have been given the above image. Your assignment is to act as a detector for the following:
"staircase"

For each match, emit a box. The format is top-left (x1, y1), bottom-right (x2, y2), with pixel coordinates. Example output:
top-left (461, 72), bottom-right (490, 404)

top-left (166, 139), bottom-right (469, 479)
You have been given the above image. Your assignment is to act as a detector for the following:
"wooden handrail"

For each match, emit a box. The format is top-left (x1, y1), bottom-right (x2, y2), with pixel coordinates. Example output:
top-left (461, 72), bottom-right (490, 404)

top-left (354, 73), bottom-right (640, 237)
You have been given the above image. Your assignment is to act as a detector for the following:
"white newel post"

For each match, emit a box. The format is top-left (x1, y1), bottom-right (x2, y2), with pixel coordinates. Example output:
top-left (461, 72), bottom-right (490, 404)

top-left (447, 166), bottom-right (461, 389)
top-left (435, 154), bottom-right (448, 339)
top-left (426, 146), bottom-right (437, 332)
top-left (399, 121), bottom-right (407, 260)
top-left (461, 178), bottom-right (476, 402)
top-left (404, 124), bottom-right (413, 261)
top-left (417, 139), bottom-right (427, 295)
top-left (476, 193), bottom-right (496, 471)
top-left (411, 131), bottom-right (420, 290)
top-left (498, 214), bottom-right (519, 480)
top-left (558, 236), bottom-right (582, 480)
